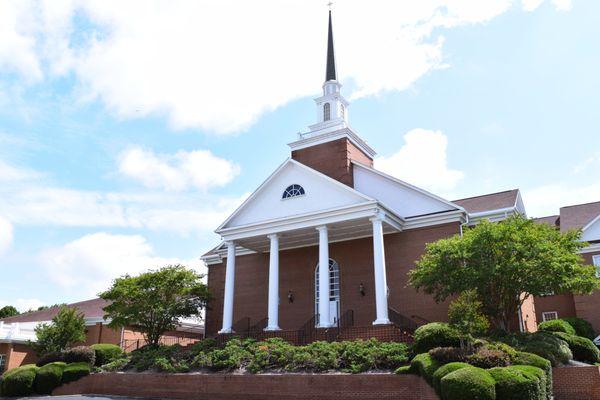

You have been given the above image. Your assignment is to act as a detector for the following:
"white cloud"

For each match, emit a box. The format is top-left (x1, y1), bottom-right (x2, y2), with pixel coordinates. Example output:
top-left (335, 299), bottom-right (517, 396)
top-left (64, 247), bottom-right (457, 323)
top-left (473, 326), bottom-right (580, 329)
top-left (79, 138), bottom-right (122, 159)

top-left (523, 182), bottom-right (600, 217)
top-left (0, 159), bottom-right (40, 181)
top-left (0, 298), bottom-right (45, 313)
top-left (552, 0), bottom-right (572, 11)
top-left (0, 216), bottom-right (13, 256)
top-left (375, 129), bottom-right (464, 194)
top-left (522, 0), bottom-right (545, 11)
top-left (573, 152), bottom-right (600, 174)
top-left (0, 0), bottom-right (574, 134)
top-left (118, 147), bottom-right (239, 192)
top-left (40, 232), bottom-right (206, 298)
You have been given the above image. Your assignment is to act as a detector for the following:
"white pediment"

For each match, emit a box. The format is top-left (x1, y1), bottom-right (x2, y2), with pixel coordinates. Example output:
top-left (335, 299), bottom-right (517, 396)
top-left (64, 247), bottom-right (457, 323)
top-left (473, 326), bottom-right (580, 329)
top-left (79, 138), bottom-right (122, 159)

top-left (352, 162), bottom-right (460, 218)
top-left (582, 214), bottom-right (600, 242)
top-left (219, 159), bottom-right (374, 230)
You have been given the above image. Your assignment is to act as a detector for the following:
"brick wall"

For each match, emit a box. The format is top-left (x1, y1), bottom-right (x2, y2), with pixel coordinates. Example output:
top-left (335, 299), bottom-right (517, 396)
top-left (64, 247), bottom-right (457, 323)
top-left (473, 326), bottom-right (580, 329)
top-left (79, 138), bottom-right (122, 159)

top-left (205, 223), bottom-right (460, 337)
top-left (553, 365), bottom-right (600, 400)
top-left (573, 251), bottom-right (600, 334)
top-left (291, 137), bottom-right (373, 187)
top-left (533, 293), bottom-right (576, 323)
top-left (54, 372), bottom-right (439, 400)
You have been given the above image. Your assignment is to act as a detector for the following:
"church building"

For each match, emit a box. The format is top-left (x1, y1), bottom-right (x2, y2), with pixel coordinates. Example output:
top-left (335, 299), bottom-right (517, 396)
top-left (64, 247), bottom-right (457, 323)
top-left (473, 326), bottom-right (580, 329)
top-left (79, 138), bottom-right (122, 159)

top-left (202, 11), bottom-right (600, 342)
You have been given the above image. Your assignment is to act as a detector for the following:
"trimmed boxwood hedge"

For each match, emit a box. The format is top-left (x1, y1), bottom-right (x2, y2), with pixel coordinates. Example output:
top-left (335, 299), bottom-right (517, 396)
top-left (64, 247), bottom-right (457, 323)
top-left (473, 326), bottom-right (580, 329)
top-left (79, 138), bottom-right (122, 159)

top-left (563, 317), bottom-right (595, 340)
top-left (62, 362), bottom-right (91, 384)
top-left (489, 366), bottom-right (543, 400)
top-left (0, 365), bottom-right (39, 397)
top-left (33, 362), bottom-right (66, 394)
top-left (511, 365), bottom-right (547, 400)
top-left (440, 366), bottom-right (496, 400)
top-left (91, 343), bottom-right (124, 367)
top-left (511, 352), bottom-right (552, 400)
top-left (432, 362), bottom-right (471, 393)
top-left (538, 319), bottom-right (576, 335)
top-left (413, 323), bottom-right (462, 354)
top-left (410, 353), bottom-right (443, 385)
top-left (551, 332), bottom-right (600, 363)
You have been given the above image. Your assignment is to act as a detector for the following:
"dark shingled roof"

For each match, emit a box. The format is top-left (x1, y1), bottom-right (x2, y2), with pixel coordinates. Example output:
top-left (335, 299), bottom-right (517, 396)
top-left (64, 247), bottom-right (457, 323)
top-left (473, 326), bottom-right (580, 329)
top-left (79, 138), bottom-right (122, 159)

top-left (533, 215), bottom-right (560, 227)
top-left (559, 201), bottom-right (600, 232)
top-left (326, 10), bottom-right (337, 81)
top-left (0, 298), bottom-right (109, 324)
top-left (453, 189), bottom-right (519, 214)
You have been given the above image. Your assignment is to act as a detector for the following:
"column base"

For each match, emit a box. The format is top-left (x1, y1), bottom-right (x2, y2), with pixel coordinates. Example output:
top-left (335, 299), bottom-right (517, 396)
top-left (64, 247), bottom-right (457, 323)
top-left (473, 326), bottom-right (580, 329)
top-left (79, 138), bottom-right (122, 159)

top-left (264, 326), bottom-right (281, 331)
top-left (218, 328), bottom-right (235, 334)
top-left (372, 318), bottom-right (391, 325)
top-left (317, 323), bottom-right (334, 329)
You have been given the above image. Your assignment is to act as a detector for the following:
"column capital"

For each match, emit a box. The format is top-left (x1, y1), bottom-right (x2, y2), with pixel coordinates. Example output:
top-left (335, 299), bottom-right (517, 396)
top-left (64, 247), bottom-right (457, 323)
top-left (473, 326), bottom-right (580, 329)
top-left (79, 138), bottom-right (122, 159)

top-left (369, 211), bottom-right (385, 223)
top-left (315, 225), bottom-right (328, 232)
top-left (267, 233), bottom-right (279, 240)
top-left (224, 240), bottom-right (236, 247)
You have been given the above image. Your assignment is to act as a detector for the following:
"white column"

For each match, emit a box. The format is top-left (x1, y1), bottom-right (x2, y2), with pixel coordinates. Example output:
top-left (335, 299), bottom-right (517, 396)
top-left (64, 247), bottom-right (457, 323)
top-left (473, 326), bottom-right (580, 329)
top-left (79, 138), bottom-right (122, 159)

top-left (371, 216), bottom-right (390, 325)
top-left (265, 234), bottom-right (281, 331)
top-left (219, 241), bottom-right (236, 333)
top-left (316, 225), bottom-right (332, 328)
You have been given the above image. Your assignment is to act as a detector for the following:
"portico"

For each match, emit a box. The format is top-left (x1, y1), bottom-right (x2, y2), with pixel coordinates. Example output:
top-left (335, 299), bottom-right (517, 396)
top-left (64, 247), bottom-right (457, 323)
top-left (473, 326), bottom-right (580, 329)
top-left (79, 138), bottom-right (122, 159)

top-left (215, 201), bottom-right (402, 334)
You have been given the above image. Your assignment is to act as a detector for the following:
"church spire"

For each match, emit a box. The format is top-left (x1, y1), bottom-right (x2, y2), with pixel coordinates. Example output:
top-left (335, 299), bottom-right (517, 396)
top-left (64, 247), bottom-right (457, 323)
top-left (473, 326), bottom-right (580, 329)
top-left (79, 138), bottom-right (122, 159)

top-left (325, 9), bottom-right (337, 82)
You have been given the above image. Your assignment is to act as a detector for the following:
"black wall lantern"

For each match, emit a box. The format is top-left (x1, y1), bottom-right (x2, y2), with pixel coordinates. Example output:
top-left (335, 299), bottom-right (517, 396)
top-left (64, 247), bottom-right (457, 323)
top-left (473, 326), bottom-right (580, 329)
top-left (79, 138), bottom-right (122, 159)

top-left (359, 283), bottom-right (365, 297)
top-left (287, 290), bottom-right (294, 303)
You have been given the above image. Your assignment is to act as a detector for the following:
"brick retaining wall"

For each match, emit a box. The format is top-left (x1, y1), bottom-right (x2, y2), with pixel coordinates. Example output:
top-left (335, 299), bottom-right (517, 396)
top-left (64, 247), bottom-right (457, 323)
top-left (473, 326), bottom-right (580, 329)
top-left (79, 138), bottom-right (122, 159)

top-left (553, 365), bottom-right (600, 400)
top-left (53, 372), bottom-right (438, 400)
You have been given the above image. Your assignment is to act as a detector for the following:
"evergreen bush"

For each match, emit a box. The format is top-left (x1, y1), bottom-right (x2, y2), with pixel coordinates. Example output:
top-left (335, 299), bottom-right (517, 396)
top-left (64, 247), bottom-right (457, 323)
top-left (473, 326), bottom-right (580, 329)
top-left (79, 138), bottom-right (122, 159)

top-left (551, 332), bottom-right (600, 363)
top-left (91, 343), bottom-right (124, 366)
top-left (410, 353), bottom-right (442, 385)
top-left (432, 362), bottom-right (471, 393)
top-left (440, 366), bottom-right (496, 400)
top-left (563, 317), bottom-right (595, 340)
top-left (511, 352), bottom-right (552, 400)
top-left (538, 319), bottom-right (576, 335)
top-left (0, 365), bottom-right (39, 397)
top-left (61, 362), bottom-right (91, 384)
top-left (489, 366), bottom-right (543, 400)
top-left (62, 346), bottom-right (96, 366)
top-left (33, 362), bottom-right (66, 394)
top-left (413, 323), bottom-right (462, 354)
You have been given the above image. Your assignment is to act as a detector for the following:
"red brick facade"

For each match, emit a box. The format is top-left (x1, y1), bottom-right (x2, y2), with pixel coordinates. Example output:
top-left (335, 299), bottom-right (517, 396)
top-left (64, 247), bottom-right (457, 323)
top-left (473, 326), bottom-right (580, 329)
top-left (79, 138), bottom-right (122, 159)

top-left (54, 372), bottom-right (439, 400)
top-left (205, 223), bottom-right (460, 337)
top-left (291, 137), bottom-right (373, 187)
top-left (553, 365), bottom-right (600, 400)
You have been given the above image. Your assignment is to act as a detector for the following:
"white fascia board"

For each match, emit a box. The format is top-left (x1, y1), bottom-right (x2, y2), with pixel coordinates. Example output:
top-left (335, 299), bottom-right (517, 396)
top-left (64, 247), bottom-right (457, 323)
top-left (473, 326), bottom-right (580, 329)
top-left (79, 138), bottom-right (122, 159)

top-left (351, 161), bottom-right (466, 213)
top-left (219, 201), bottom-right (382, 241)
top-left (202, 244), bottom-right (258, 265)
top-left (466, 207), bottom-right (520, 225)
top-left (288, 127), bottom-right (377, 158)
top-left (403, 210), bottom-right (467, 230)
top-left (582, 214), bottom-right (600, 232)
top-left (580, 242), bottom-right (600, 254)
top-left (514, 190), bottom-right (528, 217)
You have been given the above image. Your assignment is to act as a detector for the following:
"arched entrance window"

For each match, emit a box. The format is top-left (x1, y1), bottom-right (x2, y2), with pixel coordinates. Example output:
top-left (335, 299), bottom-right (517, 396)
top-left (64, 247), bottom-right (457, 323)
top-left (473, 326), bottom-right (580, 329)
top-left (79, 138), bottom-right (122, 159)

top-left (315, 259), bottom-right (340, 326)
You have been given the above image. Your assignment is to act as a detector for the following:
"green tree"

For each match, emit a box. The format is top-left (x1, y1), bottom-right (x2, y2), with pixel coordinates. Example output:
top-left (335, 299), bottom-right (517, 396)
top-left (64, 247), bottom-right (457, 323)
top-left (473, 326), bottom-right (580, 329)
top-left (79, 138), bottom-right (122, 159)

top-left (409, 215), bottom-right (598, 331)
top-left (32, 306), bottom-right (86, 355)
top-left (99, 265), bottom-right (209, 346)
top-left (448, 290), bottom-right (490, 337)
top-left (0, 305), bottom-right (19, 318)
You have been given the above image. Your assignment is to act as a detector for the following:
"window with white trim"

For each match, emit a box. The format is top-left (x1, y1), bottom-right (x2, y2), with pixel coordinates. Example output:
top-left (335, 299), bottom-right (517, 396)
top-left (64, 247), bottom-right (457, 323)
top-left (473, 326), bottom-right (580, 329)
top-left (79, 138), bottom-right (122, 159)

top-left (323, 103), bottom-right (331, 121)
top-left (542, 311), bottom-right (559, 322)
top-left (593, 255), bottom-right (600, 278)
top-left (0, 354), bottom-right (6, 372)
top-left (282, 184), bottom-right (305, 199)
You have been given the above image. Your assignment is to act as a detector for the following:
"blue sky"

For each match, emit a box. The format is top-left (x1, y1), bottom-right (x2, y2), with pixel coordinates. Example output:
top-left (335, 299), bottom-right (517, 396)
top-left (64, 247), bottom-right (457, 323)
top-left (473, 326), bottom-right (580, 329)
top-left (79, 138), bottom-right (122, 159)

top-left (1, 0), bottom-right (599, 311)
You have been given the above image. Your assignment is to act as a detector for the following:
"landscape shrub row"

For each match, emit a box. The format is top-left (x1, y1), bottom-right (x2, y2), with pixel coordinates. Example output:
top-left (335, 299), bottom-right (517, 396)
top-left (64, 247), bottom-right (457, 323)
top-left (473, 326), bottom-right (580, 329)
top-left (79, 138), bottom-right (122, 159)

top-left (125, 337), bottom-right (410, 374)
top-left (0, 362), bottom-right (90, 397)
top-left (36, 343), bottom-right (124, 368)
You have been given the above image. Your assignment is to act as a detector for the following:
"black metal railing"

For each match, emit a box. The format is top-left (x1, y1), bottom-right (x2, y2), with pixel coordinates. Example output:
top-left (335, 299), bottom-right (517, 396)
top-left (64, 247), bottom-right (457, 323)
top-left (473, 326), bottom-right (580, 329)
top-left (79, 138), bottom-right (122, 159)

top-left (248, 317), bottom-right (268, 335)
top-left (388, 307), bottom-right (418, 333)
top-left (297, 313), bottom-right (319, 345)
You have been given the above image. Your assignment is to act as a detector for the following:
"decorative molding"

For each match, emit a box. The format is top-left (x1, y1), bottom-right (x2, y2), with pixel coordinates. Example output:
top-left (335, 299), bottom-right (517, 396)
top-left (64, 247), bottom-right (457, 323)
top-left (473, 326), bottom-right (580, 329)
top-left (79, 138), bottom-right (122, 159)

top-left (288, 127), bottom-right (376, 158)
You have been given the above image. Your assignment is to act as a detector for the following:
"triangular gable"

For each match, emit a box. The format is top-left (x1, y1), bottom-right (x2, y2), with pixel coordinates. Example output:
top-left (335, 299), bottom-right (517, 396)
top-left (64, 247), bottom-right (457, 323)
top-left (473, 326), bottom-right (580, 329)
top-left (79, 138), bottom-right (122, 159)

top-left (582, 214), bottom-right (600, 242)
top-left (218, 159), bottom-right (374, 231)
top-left (352, 161), bottom-right (460, 218)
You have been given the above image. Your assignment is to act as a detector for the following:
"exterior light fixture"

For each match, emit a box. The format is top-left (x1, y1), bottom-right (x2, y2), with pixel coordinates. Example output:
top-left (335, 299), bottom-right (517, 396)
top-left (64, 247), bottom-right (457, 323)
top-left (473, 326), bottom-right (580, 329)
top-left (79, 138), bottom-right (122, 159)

top-left (359, 283), bottom-right (365, 297)
top-left (287, 290), bottom-right (294, 303)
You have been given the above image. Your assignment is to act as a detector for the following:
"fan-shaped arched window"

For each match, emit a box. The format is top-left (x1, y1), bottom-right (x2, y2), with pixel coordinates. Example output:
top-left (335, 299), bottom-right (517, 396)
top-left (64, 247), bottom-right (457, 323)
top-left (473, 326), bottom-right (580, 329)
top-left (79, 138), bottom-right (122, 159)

top-left (323, 102), bottom-right (331, 121)
top-left (282, 184), bottom-right (305, 199)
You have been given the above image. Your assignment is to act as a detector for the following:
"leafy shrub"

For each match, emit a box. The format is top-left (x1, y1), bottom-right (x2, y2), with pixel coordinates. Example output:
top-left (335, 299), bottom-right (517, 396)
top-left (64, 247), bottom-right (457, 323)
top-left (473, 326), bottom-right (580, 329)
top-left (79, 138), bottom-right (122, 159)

top-left (290, 341), bottom-right (340, 372)
top-left (413, 323), bottom-right (462, 354)
top-left (551, 332), bottom-right (600, 363)
top-left (432, 362), bottom-right (471, 394)
top-left (98, 357), bottom-right (130, 372)
top-left (485, 342), bottom-right (517, 359)
top-left (511, 365), bottom-right (547, 400)
top-left (62, 346), bottom-right (96, 366)
top-left (36, 351), bottom-right (64, 367)
top-left (489, 366), bottom-right (544, 400)
top-left (91, 344), bottom-right (124, 366)
top-left (538, 319), bottom-right (576, 335)
top-left (429, 346), bottom-right (471, 364)
top-left (410, 353), bottom-right (442, 385)
top-left (130, 344), bottom-right (193, 372)
top-left (246, 338), bottom-right (295, 373)
top-left (189, 338), bottom-right (217, 354)
top-left (395, 365), bottom-right (412, 374)
top-left (448, 290), bottom-right (490, 337)
top-left (512, 352), bottom-right (552, 400)
top-left (498, 332), bottom-right (572, 366)
top-left (33, 362), bottom-right (66, 394)
top-left (440, 366), bottom-right (496, 400)
top-left (0, 365), bottom-right (39, 397)
top-left (563, 317), bottom-right (595, 340)
top-left (466, 348), bottom-right (511, 369)
top-left (194, 338), bottom-right (252, 371)
top-left (336, 339), bottom-right (409, 373)
top-left (61, 362), bottom-right (91, 384)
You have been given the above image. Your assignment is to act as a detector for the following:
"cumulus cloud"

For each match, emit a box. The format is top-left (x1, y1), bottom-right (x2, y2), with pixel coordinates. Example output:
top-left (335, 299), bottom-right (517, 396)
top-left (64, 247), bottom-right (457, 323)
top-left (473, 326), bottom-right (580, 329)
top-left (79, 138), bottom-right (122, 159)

top-left (40, 232), bottom-right (206, 298)
top-left (0, 216), bottom-right (13, 256)
top-left (0, 298), bottom-right (46, 313)
top-left (0, 159), bottom-right (40, 181)
top-left (118, 147), bottom-right (239, 192)
top-left (0, 0), bottom-right (573, 134)
top-left (523, 182), bottom-right (600, 218)
top-left (375, 129), bottom-right (464, 194)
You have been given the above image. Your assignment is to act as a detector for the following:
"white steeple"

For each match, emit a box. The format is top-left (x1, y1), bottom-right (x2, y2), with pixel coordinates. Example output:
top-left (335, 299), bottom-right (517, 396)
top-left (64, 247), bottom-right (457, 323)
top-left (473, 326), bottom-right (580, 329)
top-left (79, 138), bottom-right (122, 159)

top-left (307, 9), bottom-right (349, 134)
